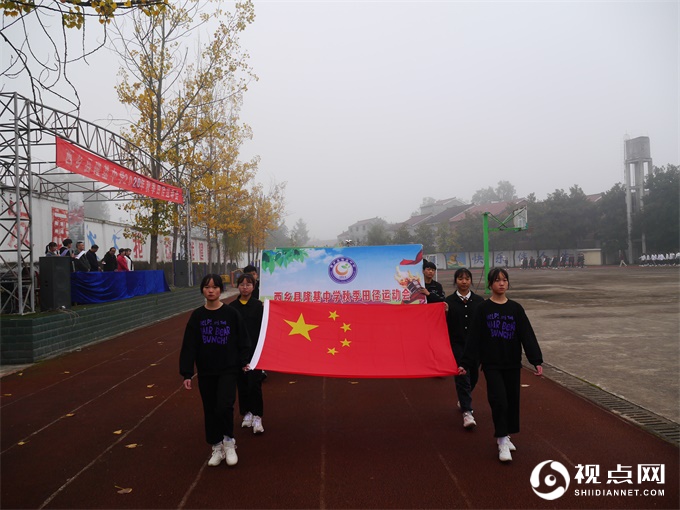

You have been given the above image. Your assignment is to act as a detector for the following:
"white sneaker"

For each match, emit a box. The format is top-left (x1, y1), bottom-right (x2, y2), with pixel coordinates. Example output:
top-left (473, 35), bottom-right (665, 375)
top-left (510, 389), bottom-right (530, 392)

top-left (223, 438), bottom-right (238, 466)
top-left (241, 412), bottom-right (253, 428)
top-left (208, 443), bottom-right (225, 466)
top-left (462, 411), bottom-right (476, 429)
top-left (252, 415), bottom-right (264, 434)
top-left (506, 436), bottom-right (516, 451)
top-left (498, 443), bottom-right (512, 462)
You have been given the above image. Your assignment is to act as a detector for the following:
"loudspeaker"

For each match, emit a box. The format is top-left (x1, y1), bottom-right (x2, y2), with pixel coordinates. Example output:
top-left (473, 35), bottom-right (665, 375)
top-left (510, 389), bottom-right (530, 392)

top-left (39, 256), bottom-right (72, 311)
top-left (174, 260), bottom-right (189, 287)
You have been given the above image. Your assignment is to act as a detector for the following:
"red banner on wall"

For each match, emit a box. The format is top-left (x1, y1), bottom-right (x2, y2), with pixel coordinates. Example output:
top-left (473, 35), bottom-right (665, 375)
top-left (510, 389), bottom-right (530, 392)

top-left (55, 136), bottom-right (183, 204)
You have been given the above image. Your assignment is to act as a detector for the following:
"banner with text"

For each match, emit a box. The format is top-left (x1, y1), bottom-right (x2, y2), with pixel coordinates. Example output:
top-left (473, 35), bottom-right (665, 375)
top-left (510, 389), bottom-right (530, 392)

top-left (55, 136), bottom-right (183, 204)
top-left (259, 244), bottom-right (426, 304)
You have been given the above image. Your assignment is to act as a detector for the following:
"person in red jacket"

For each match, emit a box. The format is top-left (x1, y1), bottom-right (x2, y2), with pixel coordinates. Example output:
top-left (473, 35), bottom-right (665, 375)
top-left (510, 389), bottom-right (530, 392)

top-left (116, 248), bottom-right (129, 271)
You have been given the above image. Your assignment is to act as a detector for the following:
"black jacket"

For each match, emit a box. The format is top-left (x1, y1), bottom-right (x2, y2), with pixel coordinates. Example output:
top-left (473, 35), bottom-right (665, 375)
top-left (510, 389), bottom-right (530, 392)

top-left (425, 280), bottom-right (445, 303)
top-left (102, 252), bottom-right (117, 271)
top-left (85, 251), bottom-right (99, 271)
top-left (444, 291), bottom-right (484, 356)
top-left (462, 299), bottom-right (543, 371)
top-left (229, 296), bottom-right (264, 358)
top-left (179, 304), bottom-right (251, 379)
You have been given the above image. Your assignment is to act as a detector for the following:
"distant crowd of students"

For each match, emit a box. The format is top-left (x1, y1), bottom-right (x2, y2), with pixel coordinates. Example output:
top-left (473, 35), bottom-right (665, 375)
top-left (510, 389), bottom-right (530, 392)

top-left (639, 252), bottom-right (679, 266)
top-left (519, 253), bottom-right (585, 269)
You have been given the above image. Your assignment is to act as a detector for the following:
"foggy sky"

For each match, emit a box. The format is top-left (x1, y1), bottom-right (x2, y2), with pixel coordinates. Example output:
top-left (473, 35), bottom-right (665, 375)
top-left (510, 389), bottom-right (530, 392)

top-left (237, 1), bottom-right (678, 240)
top-left (8, 1), bottom-right (677, 241)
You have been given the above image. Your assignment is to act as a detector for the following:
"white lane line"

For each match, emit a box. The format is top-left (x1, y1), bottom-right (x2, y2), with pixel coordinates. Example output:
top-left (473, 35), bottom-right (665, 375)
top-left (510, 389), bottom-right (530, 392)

top-left (38, 383), bottom-right (184, 509)
top-left (1, 349), bottom-right (178, 455)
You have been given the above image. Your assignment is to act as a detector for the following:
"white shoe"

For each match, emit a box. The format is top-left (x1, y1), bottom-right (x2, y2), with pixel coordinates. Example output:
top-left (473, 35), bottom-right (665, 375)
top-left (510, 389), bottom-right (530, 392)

top-left (498, 443), bottom-right (512, 462)
top-left (241, 412), bottom-right (253, 428)
top-left (208, 443), bottom-right (225, 466)
top-left (506, 436), bottom-right (516, 451)
top-left (252, 415), bottom-right (264, 434)
top-left (462, 411), bottom-right (476, 429)
top-left (223, 438), bottom-right (238, 466)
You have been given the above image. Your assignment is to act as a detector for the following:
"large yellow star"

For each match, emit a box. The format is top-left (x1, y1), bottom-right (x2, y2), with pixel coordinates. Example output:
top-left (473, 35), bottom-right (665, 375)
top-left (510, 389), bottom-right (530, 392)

top-left (329, 311), bottom-right (339, 321)
top-left (284, 314), bottom-right (319, 341)
top-left (341, 323), bottom-right (351, 332)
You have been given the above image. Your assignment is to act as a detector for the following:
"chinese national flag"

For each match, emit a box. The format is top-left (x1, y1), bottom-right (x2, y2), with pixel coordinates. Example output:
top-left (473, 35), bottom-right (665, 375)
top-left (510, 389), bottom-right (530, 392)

top-left (250, 301), bottom-right (457, 378)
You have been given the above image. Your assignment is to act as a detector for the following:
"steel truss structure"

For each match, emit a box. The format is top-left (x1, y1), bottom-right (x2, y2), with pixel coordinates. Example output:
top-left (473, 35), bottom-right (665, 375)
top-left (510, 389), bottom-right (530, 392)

top-left (0, 92), bottom-right (184, 314)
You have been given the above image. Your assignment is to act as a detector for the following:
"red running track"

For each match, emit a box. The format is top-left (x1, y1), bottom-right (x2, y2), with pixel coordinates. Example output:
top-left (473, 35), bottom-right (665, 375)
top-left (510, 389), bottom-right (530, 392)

top-left (1, 309), bottom-right (677, 509)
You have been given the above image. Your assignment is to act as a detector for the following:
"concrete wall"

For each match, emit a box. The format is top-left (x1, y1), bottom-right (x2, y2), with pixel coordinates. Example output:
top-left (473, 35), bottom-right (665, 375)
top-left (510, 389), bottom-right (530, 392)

top-left (1, 288), bottom-right (204, 365)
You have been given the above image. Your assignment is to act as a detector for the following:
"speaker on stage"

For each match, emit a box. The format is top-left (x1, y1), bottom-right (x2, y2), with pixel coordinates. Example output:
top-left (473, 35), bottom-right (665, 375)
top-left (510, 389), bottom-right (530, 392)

top-left (39, 256), bottom-right (71, 311)
top-left (174, 259), bottom-right (189, 287)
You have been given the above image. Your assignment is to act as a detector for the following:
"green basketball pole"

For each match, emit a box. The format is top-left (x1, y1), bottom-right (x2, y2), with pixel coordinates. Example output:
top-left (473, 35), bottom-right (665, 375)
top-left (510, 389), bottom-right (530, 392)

top-left (482, 208), bottom-right (527, 295)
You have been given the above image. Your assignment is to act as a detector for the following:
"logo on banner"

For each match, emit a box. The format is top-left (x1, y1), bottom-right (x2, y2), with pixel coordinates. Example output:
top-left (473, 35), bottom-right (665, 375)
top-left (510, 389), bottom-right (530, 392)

top-left (328, 257), bottom-right (358, 284)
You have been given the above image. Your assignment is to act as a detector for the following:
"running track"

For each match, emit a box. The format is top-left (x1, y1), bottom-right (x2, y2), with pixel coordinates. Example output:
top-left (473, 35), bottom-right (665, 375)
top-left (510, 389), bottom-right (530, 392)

top-left (1, 308), bottom-right (677, 509)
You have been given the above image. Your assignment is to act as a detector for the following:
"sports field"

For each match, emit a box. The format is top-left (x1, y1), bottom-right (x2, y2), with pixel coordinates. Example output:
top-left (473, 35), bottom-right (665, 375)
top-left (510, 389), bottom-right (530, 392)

top-left (1, 265), bottom-right (678, 509)
top-left (437, 265), bottom-right (680, 423)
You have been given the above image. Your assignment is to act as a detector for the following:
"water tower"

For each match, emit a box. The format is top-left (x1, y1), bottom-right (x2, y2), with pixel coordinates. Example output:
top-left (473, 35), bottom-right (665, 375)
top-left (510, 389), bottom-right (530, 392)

top-left (624, 136), bottom-right (652, 262)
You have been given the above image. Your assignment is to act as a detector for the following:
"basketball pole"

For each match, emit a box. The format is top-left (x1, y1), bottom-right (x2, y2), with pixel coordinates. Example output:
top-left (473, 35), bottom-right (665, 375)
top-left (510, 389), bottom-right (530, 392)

top-left (482, 208), bottom-right (527, 295)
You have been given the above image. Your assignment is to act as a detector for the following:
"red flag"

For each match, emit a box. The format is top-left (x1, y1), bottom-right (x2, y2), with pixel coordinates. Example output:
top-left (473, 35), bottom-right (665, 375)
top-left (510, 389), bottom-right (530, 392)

top-left (250, 301), bottom-right (457, 378)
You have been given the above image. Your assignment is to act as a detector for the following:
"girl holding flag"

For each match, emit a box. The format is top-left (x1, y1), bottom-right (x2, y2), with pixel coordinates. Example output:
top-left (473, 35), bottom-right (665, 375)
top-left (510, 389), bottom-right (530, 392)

top-left (458, 267), bottom-right (543, 463)
top-left (179, 274), bottom-right (251, 467)
top-left (229, 274), bottom-right (266, 434)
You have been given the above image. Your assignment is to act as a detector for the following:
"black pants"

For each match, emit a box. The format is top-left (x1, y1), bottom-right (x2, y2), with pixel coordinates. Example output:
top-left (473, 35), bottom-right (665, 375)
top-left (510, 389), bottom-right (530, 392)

top-left (483, 368), bottom-right (521, 438)
top-left (452, 344), bottom-right (478, 412)
top-left (237, 369), bottom-right (264, 417)
top-left (197, 372), bottom-right (237, 445)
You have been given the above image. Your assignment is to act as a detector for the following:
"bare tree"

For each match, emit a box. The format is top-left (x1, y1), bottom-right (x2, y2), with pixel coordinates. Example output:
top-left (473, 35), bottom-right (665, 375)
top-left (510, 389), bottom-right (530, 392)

top-left (1, 0), bottom-right (166, 109)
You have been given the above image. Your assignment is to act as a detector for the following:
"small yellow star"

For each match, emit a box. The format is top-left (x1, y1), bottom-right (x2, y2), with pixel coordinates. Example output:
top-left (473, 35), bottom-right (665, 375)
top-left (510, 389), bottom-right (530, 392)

top-left (327, 348), bottom-right (338, 356)
top-left (341, 339), bottom-right (351, 347)
top-left (341, 323), bottom-right (351, 332)
top-left (284, 314), bottom-right (319, 341)
top-left (329, 311), bottom-right (339, 321)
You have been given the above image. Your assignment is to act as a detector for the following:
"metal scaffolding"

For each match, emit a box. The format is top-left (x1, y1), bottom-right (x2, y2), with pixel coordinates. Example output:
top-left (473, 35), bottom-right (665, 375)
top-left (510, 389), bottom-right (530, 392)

top-left (0, 92), bottom-right (183, 314)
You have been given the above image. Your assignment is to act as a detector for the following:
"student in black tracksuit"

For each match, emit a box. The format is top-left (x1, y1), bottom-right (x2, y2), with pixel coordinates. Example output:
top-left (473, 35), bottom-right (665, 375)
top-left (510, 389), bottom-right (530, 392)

top-left (229, 274), bottom-right (266, 434)
top-left (444, 268), bottom-right (484, 430)
top-left (458, 267), bottom-right (543, 463)
top-left (421, 260), bottom-right (446, 303)
top-left (179, 274), bottom-right (251, 467)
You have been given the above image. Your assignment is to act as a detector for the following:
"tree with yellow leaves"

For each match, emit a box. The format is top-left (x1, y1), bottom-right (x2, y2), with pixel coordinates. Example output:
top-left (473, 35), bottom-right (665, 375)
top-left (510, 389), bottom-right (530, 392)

top-left (112, 0), bottom-right (257, 269)
top-left (240, 182), bottom-right (286, 265)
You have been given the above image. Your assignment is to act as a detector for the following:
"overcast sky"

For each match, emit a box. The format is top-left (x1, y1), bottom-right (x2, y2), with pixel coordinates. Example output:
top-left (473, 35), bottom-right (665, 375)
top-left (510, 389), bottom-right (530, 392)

top-left (234, 0), bottom-right (678, 240)
top-left (9, 1), bottom-right (677, 241)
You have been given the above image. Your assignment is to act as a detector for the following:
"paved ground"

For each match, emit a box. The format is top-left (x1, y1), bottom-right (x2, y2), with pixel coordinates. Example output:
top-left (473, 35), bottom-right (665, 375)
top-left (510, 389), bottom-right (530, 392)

top-left (435, 265), bottom-right (680, 424)
top-left (1, 266), bottom-right (678, 509)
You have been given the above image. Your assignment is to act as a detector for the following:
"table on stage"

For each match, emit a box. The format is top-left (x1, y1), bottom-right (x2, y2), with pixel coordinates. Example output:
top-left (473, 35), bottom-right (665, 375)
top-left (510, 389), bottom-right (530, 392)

top-left (71, 270), bottom-right (170, 304)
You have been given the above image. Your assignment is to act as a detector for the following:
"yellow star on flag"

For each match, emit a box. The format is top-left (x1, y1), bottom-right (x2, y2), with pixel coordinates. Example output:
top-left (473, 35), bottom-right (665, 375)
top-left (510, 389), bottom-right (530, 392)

top-left (329, 311), bottom-right (339, 321)
top-left (341, 339), bottom-right (351, 347)
top-left (284, 314), bottom-right (319, 341)
top-left (327, 348), bottom-right (338, 356)
top-left (341, 322), bottom-right (351, 332)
